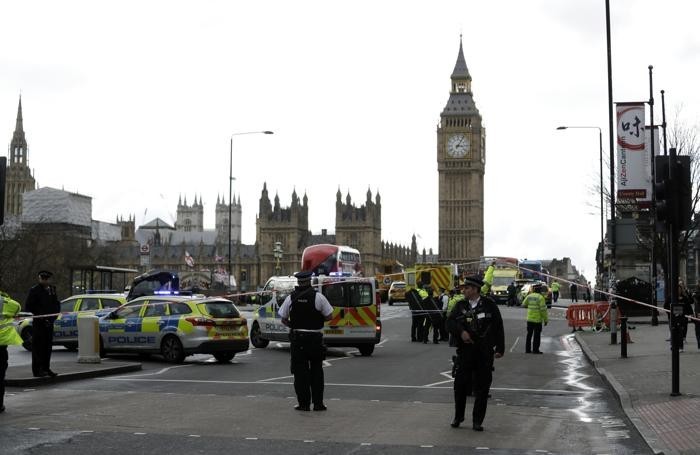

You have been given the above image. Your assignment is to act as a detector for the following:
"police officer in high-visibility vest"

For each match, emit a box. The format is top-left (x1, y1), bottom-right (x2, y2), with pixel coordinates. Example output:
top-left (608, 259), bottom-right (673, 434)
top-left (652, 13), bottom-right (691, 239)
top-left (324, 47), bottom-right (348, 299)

top-left (1, 292), bottom-right (24, 413)
top-left (550, 281), bottom-right (560, 303)
top-left (278, 271), bottom-right (333, 412)
top-left (523, 284), bottom-right (548, 354)
top-left (447, 275), bottom-right (505, 431)
top-left (414, 281), bottom-right (429, 342)
top-left (25, 270), bottom-right (61, 378)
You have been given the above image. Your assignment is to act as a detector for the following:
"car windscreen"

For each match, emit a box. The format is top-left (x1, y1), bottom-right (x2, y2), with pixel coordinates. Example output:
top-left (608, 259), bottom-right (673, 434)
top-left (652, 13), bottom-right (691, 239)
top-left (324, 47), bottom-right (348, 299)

top-left (198, 301), bottom-right (240, 318)
top-left (322, 282), bottom-right (373, 307)
top-left (392, 283), bottom-right (406, 289)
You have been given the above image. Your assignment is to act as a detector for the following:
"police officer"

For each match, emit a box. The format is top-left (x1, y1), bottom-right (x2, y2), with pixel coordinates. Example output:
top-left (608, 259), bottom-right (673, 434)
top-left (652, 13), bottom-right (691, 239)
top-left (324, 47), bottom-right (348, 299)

top-left (25, 270), bottom-right (61, 378)
top-left (446, 275), bottom-right (505, 431)
top-left (1, 292), bottom-right (23, 413)
top-left (550, 281), bottom-right (560, 303)
top-left (523, 284), bottom-right (548, 354)
top-left (278, 271), bottom-right (333, 412)
top-left (412, 281), bottom-right (429, 342)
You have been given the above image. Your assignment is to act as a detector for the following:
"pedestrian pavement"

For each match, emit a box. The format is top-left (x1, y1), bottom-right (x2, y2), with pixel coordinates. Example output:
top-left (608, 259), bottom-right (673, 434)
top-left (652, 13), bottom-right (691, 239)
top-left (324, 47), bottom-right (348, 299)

top-left (575, 315), bottom-right (700, 455)
top-left (5, 358), bottom-right (142, 387)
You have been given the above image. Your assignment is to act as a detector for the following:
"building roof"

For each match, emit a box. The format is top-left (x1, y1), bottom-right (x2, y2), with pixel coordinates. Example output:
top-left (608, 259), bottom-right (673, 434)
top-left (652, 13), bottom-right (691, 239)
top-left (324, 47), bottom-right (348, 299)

top-left (22, 187), bottom-right (92, 227)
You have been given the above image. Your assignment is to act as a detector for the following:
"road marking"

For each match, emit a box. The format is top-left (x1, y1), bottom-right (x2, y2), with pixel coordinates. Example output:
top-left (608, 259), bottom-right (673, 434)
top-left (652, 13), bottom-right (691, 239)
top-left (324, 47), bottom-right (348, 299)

top-left (188, 434), bottom-right (200, 438)
top-left (360, 442), bottom-right (371, 446)
top-left (99, 377), bottom-right (591, 394)
top-left (134, 432), bottom-right (146, 435)
top-left (510, 337), bottom-right (520, 352)
top-left (116, 364), bottom-right (193, 377)
top-left (27, 428), bottom-right (40, 431)
top-left (245, 437), bottom-right (258, 440)
top-left (257, 375), bottom-right (293, 382)
top-left (420, 445), bottom-right (433, 448)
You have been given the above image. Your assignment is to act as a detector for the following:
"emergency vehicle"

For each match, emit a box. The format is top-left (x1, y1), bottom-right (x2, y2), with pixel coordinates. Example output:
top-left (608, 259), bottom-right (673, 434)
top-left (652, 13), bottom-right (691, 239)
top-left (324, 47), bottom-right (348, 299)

top-left (404, 264), bottom-right (455, 295)
top-left (250, 274), bottom-right (381, 356)
top-left (17, 293), bottom-right (126, 352)
top-left (99, 293), bottom-right (249, 363)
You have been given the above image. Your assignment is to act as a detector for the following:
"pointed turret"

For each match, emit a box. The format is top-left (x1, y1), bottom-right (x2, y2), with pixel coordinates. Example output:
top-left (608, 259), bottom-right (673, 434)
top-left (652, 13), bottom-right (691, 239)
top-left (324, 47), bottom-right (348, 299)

top-left (10, 95), bottom-right (28, 166)
top-left (450, 35), bottom-right (471, 83)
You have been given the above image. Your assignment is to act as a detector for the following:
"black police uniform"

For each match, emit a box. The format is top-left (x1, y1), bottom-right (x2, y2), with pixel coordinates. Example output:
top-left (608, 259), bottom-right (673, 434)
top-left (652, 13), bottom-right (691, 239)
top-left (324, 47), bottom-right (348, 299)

top-left (446, 294), bottom-right (505, 430)
top-left (287, 283), bottom-right (327, 410)
top-left (25, 279), bottom-right (60, 377)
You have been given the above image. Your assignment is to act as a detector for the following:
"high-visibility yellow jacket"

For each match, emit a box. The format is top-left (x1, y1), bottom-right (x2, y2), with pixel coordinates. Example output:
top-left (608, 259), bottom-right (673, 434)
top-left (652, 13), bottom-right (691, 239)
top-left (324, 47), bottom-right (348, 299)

top-left (0, 294), bottom-right (23, 346)
top-left (523, 292), bottom-right (548, 324)
top-left (446, 294), bottom-right (465, 316)
top-left (481, 265), bottom-right (494, 296)
top-left (550, 282), bottom-right (560, 293)
top-left (417, 288), bottom-right (429, 300)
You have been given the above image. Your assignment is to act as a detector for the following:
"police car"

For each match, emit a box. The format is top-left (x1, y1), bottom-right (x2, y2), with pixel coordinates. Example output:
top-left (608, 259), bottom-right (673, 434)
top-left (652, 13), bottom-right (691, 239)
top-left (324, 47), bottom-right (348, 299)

top-left (250, 275), bottom-right (381, 356)
top-left (18, 293), bottom-right (126, 352)
top-left (99, 293), bottom-right (249, 363)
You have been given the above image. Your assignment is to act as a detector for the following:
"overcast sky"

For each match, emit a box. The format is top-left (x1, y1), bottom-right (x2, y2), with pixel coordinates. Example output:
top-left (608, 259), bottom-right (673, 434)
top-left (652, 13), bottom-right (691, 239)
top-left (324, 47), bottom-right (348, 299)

top-left (2, 0), bottom-right (699, 280)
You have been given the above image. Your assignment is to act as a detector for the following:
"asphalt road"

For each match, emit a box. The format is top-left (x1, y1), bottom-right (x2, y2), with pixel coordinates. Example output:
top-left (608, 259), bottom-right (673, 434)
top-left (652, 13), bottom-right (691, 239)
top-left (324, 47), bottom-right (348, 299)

top-left (1, 301), bottom-right (652, 454)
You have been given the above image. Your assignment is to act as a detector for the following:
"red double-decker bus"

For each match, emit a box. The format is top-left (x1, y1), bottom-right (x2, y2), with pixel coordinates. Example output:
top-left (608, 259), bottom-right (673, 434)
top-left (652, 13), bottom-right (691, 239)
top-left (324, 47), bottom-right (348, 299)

top-left (301, 244), bottom-right (362, 276)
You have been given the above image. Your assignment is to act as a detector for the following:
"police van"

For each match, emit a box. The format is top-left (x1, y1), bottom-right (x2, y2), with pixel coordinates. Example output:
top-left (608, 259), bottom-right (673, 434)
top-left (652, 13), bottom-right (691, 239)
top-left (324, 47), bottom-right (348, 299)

top-left (250, 274), bottom-right (381, 356)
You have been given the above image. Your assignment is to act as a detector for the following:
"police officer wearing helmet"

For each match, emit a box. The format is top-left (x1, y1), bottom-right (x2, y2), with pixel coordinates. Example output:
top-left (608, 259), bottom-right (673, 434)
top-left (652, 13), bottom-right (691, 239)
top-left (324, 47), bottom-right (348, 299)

top-left (1, 291), bottom-right (24, 413)
top-left (278, 270), bottom-right (333, 412)
top-left (446, 275), bottom-right (505, 431)
top-left (25, 270), bottom-right (61, 378)
top-left (523, 283), bottom-right (548, 354)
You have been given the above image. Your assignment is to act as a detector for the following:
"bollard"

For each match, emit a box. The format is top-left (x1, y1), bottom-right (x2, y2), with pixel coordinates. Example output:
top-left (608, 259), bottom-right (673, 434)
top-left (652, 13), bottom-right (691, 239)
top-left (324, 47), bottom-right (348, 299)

top-left (77, 315), bottom-right (101, 364)
top-left (610, 299), bottom-right (618, 345)
top-left (620, 316), bottom-right (627, 358)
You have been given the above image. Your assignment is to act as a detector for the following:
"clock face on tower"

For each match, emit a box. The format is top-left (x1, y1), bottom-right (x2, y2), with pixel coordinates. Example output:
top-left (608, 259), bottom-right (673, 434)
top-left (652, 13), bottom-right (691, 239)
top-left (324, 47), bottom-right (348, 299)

top-left (447, 133), bottom-right (470, 158)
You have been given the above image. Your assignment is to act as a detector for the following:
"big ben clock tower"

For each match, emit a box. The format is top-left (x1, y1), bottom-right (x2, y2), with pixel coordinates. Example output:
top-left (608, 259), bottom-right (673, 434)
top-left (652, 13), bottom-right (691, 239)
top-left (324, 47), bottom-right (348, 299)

top-left (437, 37), bottom-right (485, 265)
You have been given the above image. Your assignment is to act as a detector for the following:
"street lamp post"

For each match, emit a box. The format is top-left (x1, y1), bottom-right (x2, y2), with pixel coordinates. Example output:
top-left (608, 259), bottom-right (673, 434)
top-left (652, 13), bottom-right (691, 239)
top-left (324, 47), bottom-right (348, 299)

top-left (228, 131), bottom-right (274, 286)
top-left (557, 126), bottom-right (605, 293)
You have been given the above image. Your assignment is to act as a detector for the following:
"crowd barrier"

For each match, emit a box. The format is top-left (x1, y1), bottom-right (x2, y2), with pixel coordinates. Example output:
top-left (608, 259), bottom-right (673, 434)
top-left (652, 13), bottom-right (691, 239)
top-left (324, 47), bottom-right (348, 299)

top-left (566, 301), bottom-right (622, 331)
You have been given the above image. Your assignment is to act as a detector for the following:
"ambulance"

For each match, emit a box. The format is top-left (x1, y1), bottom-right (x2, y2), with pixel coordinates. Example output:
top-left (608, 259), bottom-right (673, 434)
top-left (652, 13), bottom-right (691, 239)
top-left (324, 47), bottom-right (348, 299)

top-left (250, 274), bottom-right (381, 356)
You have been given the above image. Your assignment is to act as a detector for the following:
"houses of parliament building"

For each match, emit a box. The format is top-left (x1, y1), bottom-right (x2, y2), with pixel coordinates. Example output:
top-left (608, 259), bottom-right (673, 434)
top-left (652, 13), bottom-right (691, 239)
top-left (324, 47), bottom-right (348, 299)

top-left (3, 39), bottom-right (485, 290)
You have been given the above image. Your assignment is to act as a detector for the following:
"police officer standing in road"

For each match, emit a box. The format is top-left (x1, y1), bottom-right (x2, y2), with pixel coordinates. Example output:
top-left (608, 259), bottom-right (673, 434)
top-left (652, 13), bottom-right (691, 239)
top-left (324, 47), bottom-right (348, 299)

top-left (279, 271), bottom-right (333, 412)
top-left (1, 291), bottom-right (24, 413)
top-left (446, 276), bottom-right (504, 431)
top-left (25, 271), bottom-right (61, 378)
top-left (523, 284), bottom-right (548, 354)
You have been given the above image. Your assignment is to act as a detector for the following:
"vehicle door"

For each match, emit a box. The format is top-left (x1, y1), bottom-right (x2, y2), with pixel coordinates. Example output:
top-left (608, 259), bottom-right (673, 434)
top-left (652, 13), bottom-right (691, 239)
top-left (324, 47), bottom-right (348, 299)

top-left (140, 299), bottom-right (169, 350)
top-left (341, 281), bottom-right (376, 340)
top-left (257, 280), bottom-right (290, 341)
top-left (54, 298), bottom-right (80, 343)
top-left (102, 301), bottom-right (144, 350)
top-left (320, 280), bottom-right (349, 339)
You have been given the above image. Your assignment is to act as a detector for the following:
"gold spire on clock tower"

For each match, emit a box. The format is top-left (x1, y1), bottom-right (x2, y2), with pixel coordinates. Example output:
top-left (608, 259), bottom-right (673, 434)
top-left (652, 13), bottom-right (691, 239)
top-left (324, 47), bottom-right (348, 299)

top-left (437, 37), bottom-right (485, 265)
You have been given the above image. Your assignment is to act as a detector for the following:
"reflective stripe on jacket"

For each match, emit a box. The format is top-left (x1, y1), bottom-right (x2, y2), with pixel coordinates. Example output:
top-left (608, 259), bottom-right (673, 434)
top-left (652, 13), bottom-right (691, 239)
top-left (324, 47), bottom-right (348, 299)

top-left (446, 294), bottom-right (465, 316)
top-left (523, 292), bottom-right (548, 324)
top-left (417, 288), bottom-right (429, 299)
top-left (0, 295), bottom-right (23, 346)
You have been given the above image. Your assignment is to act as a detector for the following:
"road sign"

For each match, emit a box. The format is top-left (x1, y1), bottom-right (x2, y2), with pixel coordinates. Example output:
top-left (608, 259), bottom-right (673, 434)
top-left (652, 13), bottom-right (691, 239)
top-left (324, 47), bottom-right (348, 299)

top-left (140, 244), bottom-right (150, 255)
top-left (383, 277), bottom-right (391, 285)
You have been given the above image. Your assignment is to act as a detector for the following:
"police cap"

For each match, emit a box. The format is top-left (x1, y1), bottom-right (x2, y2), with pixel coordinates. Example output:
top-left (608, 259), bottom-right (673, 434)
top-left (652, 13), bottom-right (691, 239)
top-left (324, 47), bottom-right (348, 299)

top-left (294, 270), bottom-right (313, 281)
top-left (38, 270), bottom-right (53, 279)
top-left (460, 275), bottom-right (484, 289)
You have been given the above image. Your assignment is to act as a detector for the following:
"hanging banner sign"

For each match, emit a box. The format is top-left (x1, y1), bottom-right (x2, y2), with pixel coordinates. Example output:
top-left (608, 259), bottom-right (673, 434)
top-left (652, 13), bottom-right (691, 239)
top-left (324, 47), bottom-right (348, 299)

top-left (616, 102), bottom-right (648, 200)
top-left (637, 125), bottom-right (661, 206)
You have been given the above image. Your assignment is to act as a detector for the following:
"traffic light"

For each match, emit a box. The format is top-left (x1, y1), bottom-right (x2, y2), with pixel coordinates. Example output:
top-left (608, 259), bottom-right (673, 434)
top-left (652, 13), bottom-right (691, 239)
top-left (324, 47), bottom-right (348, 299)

top-left (654, 156), bottom-right (675, 228)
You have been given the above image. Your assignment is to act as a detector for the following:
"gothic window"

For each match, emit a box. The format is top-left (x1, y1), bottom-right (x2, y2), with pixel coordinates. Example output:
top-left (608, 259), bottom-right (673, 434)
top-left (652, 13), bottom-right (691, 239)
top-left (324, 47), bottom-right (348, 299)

top-left (456, 82), bottom-right (466, 93)
top-left (185, 219), bottom-right (192, 232)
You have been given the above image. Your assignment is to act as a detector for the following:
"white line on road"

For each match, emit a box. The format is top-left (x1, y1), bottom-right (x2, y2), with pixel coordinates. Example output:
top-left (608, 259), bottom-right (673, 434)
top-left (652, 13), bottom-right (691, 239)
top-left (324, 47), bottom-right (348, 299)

top-left (510, 337), bottom-right (520, 352)
top-left (117, 364), bottom-right (193, 377)
top-left (99, 377), bottom-right (592, 394)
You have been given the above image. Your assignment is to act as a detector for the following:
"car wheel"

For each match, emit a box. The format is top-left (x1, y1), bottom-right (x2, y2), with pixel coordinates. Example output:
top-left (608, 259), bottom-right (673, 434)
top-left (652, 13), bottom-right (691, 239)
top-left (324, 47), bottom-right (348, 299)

top-left (388, 298), bottom-right (393, 306)
top-left (358, 344), bottom-right (374, 356)
top-left (213, 352), bottom-right (236, 363)
top-left (250, 322), bottom-right (269, 348)
top-left (21, 327), bottom-right (33, 352)
top-left (161, 335), bottom-right (186, 363)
